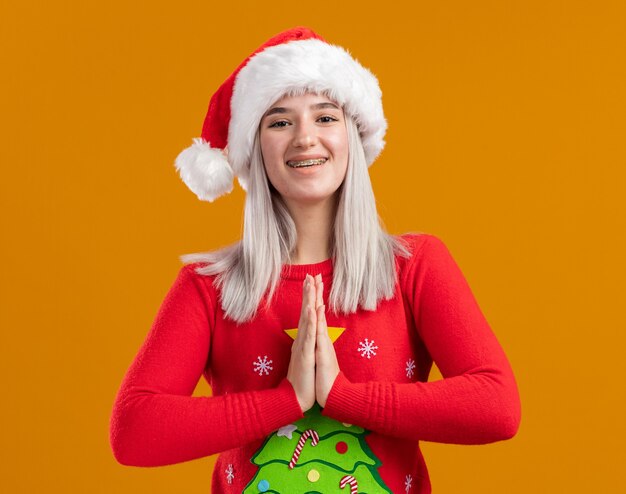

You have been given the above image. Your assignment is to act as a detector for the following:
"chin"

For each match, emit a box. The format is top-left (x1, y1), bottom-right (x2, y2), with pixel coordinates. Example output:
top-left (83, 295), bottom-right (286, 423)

top-left (284, 190), bottom-right (338, 205)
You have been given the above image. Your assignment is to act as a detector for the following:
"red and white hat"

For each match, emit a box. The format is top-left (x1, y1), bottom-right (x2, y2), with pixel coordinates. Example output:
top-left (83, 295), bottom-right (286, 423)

top-left (174, 27), bottom-right (387, 202)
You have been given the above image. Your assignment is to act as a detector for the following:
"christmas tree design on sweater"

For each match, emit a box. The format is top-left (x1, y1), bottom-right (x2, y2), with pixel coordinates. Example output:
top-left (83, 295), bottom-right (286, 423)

top-left (243, 403), bottom-right (392, 493)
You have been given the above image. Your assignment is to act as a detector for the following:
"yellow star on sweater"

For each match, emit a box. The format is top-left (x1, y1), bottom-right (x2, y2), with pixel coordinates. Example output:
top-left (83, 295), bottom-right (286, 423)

top-left (284, 327), bottom-right (345, 343)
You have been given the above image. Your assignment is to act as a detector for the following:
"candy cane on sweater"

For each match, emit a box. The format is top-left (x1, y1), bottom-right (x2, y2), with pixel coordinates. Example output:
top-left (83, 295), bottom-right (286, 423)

top-left (288, 429), bottom-right (319, 469)
top-left (340, 475), bottom-right (358, 494)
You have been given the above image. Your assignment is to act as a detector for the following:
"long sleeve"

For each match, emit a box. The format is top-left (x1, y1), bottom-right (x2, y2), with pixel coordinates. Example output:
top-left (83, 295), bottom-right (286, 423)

top-left (322, 235), bottom-right (521, 445)
top-left (109, 264), bottom-right (303, 467)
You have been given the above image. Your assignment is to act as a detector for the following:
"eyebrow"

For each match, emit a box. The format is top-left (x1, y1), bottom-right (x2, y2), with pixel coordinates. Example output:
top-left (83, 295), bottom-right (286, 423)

top-left (263, 102), bottom-right (341, 118)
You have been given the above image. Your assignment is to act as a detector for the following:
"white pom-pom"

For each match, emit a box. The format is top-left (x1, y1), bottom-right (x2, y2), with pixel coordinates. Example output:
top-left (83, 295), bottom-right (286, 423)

top-left (174, 138), bottom-right (234, 202)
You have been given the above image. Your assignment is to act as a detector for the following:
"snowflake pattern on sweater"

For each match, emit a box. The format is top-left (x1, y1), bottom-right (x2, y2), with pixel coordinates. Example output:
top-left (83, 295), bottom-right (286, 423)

top-left (406, 359), bottom-right (416, 379)
top-left (357, 338), bottom-right (378, 359)
top-left (405, 474), bottom-right (413, 492)
top-left (253, 356), bottom-right (273, 376)
top-left (225, 464), bottom-right (234, 485)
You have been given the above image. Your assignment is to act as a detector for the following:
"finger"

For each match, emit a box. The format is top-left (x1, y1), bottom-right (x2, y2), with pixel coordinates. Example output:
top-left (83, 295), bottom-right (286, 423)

top-left (303, 306), bottom-right (317, 353)
top-left (308, 273), bottom-right (316, 310)
top-left (315, 275), bottom-right (323, 309)
top-left (298, 274), bottom-right (312, 329)
top-left (316, 303), bottom-right (328, 339)
top-left (294, 277), bottom-right (312, 352)
top-left (307, 275), bottom-right (317, 336)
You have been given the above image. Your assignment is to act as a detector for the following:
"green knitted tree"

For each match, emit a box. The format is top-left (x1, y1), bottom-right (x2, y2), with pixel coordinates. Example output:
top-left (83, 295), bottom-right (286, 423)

top-left (243, 403), bottom-right (392, 493)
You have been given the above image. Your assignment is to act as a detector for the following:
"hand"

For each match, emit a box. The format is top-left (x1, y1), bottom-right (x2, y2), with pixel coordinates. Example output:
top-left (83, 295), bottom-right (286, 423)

top-left (286, 274), bottom-right (317, 412)
top-left (313, 275), bottom-right (340, 408)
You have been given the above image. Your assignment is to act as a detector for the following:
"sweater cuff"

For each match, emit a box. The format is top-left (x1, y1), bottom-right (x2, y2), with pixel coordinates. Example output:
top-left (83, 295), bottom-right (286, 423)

top-left (321, 371), bottom-right (399, 434)
top-left (321, 371), bottom-right (360, 422)
top-left (256, 378), bottom-right (304, 432)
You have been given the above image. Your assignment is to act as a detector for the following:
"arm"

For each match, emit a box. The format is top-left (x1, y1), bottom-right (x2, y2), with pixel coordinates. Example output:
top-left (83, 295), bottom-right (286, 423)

top-left (321, 235), bottom-right (521, 445)
top-left (109, 265), bottom-right (303, 467)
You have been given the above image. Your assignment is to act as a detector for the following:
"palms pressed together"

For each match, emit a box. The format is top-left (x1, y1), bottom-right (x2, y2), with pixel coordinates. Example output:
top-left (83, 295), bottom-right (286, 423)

top-left (286, 273), bottom-right (340, 412)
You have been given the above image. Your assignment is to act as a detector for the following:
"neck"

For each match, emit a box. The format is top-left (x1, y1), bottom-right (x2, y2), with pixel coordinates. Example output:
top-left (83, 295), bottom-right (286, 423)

top-left (284, 195), bottom-right (337, 265)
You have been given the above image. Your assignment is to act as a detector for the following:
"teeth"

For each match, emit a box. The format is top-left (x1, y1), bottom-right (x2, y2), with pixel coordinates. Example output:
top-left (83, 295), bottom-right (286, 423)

top-left (286, 158), bottom-right (327, 168)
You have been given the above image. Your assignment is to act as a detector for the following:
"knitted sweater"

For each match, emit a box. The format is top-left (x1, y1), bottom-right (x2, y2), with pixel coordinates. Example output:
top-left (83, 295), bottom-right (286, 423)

top-left (110, 233), bottom-right (521, 493)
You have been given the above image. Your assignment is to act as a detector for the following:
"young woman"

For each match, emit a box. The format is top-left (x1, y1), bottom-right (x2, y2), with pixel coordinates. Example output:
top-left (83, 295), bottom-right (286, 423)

top-left (110, 27), bottom-right (521, 493)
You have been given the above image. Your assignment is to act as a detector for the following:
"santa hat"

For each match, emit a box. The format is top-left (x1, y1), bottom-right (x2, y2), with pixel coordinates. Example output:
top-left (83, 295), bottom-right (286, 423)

top-left (174, 27), bottom-right (387, 202)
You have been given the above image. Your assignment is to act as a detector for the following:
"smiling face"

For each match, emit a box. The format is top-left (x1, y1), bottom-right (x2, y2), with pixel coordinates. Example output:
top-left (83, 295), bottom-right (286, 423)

top-left (259, 92), bottom-right (349, 208)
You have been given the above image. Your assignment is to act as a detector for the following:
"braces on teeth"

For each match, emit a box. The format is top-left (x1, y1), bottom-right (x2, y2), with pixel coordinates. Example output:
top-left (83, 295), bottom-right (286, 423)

top-left (287, 158), bottom-right (327, 168)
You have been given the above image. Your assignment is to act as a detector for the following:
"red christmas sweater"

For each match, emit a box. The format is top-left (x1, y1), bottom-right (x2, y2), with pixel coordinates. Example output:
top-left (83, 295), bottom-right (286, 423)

top-left (110, 233), bottom-right (521, 493)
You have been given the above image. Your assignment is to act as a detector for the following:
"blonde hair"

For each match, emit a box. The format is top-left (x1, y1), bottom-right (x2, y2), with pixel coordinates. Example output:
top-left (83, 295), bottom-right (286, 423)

top-left (180, 114), bottom-right (411, 324)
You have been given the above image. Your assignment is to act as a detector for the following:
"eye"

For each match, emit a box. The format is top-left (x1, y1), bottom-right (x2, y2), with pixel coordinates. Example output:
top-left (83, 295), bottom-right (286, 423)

top-left (268, 120), bottom-right (289, 128)
top-left (318, 115), bottom-right (339, 123)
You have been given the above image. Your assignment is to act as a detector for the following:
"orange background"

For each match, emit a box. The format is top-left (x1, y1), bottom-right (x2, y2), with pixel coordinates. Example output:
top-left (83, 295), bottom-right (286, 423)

top-left (1, 0), bottom-right (625, 492)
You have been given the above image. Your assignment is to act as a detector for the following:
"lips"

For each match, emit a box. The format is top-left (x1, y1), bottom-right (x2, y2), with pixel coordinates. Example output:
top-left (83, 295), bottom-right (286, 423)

top-left (286, 158), bottom-right (328, 168)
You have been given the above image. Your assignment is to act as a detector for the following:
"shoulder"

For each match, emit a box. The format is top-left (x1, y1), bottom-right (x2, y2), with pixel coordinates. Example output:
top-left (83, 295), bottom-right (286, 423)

top-left (396, 231), bottom-right (449, 262)
top-left (395, 232), bottom-right (455, 282)
top-left (177, 242), bottom-right (240, 282)
top-left (175, 262), bottom-right (220, 303)
top-left (180, 261), bottom-right (214, 276)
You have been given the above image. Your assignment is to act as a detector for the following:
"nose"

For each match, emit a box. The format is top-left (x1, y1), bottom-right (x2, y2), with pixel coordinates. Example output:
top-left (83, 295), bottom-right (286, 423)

top-left (291, 121), bottom-right (318, 148)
